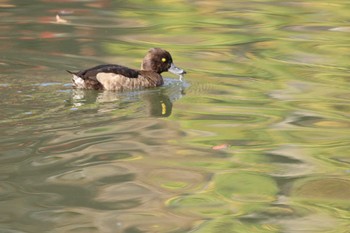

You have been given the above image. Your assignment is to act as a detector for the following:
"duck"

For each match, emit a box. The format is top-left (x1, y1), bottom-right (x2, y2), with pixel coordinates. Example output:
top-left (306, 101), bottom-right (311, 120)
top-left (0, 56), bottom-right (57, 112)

top-left (67, 48), bottom-right (186, 91)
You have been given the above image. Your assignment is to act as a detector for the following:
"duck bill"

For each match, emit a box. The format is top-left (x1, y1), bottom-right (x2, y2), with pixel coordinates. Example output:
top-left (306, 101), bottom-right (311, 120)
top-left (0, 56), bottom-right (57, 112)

top-left (168, 63), bottom-right (186, 76)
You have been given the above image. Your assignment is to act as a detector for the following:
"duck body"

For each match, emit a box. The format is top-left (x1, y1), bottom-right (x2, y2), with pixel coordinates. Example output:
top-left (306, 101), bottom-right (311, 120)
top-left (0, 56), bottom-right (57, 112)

top-left (68, 48), bottom-right (185, 91)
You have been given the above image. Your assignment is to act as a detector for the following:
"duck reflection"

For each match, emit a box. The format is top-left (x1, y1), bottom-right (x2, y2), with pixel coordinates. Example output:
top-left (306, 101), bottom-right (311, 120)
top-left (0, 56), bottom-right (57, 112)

top-left (68, 79), bottom-right (187, 117)
top-left (143, 91), bottom-right (173, 117)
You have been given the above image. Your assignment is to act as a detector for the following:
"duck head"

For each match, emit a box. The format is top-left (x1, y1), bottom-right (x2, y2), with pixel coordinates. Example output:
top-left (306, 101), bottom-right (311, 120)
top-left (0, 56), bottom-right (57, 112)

top-left (141, 48), bottom-right (186, 75)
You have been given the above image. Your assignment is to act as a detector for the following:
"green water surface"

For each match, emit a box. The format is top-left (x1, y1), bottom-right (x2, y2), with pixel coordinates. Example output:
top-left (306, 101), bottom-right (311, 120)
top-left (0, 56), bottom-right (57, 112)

top-left (0, 0), bottom-right (350, 232)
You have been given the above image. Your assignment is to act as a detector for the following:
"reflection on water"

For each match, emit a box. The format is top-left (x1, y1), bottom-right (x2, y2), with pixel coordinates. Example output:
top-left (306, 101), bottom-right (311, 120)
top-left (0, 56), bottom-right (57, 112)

top-left (69, 78), bottom-right (187, 117)
top-left (1, 0), bottom-right (350, 232)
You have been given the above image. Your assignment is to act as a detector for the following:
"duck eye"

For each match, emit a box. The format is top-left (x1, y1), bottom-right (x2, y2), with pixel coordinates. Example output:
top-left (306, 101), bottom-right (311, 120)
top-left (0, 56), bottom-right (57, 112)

top-left (161, 58), bottom-right (167, 62)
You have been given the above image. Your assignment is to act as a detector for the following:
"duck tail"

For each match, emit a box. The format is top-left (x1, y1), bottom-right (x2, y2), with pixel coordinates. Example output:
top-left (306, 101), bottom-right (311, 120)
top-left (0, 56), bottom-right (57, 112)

top-left (66, 70), bottom-right (76, 75)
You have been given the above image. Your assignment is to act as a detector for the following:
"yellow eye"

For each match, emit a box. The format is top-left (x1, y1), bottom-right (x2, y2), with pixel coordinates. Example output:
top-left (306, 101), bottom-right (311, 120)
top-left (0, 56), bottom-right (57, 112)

top-left (162, 58), bottom-right (166, 62)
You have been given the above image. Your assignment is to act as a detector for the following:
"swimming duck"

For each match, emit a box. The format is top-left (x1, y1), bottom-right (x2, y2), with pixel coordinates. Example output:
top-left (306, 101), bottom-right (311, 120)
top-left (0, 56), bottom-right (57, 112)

top-left (67, 48), bottom-right (186, 91)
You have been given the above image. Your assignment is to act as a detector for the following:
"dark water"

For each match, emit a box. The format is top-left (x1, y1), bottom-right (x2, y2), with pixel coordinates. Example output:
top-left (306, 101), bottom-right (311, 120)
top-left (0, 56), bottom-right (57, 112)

top-left (1, 0), bottom-right (350, 232)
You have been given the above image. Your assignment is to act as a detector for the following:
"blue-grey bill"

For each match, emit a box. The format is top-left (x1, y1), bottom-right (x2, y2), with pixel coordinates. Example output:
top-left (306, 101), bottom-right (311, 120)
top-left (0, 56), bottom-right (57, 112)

top-left (168, 63), bottom-right (186, 76)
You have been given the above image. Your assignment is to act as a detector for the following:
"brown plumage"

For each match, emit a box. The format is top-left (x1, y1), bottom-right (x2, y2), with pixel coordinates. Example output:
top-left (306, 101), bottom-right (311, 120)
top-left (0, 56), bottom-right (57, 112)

top-left (67, 48), bottom-right (186, 91)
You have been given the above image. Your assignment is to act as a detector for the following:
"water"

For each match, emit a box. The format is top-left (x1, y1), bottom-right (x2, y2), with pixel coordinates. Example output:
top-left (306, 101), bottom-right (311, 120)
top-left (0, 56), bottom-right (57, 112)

top-left (1, 0), bottom-right (350, 232)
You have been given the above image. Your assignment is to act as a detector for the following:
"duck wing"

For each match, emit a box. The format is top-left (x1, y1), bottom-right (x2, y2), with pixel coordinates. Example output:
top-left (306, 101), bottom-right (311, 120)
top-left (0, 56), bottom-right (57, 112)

top-left (67, 64), bottom-right (140, 80)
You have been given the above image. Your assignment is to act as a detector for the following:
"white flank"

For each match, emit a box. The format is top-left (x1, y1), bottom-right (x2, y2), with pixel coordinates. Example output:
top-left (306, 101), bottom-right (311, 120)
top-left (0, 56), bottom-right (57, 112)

top-left (72, 75), bottom-right (86, 89)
